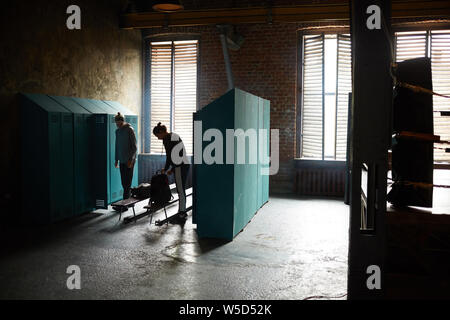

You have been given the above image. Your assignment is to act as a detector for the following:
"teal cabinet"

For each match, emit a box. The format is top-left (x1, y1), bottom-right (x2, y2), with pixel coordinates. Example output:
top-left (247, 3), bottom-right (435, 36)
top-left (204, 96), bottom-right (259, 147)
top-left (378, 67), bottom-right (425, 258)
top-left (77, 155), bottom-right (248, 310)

top-left (20, 93), bottom-right (74, 224)
top-left (21, 94), bottom-right (140, 223)
top-left (69, 98), bottom-right (139, 209)
top-left (193, 89), bottom-right (270, 240)
top-left (49, 96), bottom-right (95, 216)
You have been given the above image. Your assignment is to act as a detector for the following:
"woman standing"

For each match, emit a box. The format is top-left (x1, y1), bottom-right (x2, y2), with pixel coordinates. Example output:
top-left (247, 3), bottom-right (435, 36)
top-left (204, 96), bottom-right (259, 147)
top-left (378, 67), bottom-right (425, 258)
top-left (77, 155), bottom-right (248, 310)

top-left (153, 122), bottom-right (190, 224)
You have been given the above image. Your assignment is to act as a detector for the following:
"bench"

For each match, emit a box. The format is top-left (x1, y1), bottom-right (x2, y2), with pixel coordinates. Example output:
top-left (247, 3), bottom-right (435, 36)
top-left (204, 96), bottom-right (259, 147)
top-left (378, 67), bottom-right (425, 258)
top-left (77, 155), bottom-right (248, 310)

top-left (111, 183), bottom-right (177, 222)
top-left (111, 184), bottom-right (193, 225)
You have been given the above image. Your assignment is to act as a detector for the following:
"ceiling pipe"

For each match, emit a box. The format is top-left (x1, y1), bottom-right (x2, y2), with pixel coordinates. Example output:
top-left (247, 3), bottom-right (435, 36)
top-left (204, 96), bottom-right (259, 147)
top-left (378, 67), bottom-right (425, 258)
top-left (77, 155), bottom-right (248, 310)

top-left (217, 25), bottom-right (235, 91)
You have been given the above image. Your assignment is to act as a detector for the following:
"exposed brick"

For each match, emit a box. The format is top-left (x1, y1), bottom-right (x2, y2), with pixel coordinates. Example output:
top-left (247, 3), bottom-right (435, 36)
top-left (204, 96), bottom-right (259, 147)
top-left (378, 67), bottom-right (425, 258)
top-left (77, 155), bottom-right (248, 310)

top-left (145, 22), bottom-right (299, 193)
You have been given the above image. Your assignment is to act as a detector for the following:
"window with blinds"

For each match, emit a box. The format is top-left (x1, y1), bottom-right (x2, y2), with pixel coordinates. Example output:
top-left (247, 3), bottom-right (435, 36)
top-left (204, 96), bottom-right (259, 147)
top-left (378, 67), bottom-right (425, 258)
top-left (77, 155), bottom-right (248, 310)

top-left (395, 30), bottom-right (450, 163)
top-left (300, 33), bottom-right (352, 160)
top-left (149, 40), bottom-right (198, 155)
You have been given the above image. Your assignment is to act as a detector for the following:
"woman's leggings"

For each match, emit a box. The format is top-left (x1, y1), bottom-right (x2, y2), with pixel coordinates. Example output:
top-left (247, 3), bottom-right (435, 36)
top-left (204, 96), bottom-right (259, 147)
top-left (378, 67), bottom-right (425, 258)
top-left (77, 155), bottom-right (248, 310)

top-left (174, 164), bottom-right (189, 212)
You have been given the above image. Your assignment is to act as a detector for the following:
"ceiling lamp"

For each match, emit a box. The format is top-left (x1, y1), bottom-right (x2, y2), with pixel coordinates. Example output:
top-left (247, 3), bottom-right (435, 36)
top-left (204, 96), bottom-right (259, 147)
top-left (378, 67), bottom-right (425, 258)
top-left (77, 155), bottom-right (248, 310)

top-left (152, 1), bottom-right (184, 12)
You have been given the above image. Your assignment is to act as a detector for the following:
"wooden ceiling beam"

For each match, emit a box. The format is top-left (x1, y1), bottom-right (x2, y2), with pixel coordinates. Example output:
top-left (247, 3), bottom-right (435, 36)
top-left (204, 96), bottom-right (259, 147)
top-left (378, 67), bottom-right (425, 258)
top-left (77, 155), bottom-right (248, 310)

top-left (120, 1), bottom-right (450, 29)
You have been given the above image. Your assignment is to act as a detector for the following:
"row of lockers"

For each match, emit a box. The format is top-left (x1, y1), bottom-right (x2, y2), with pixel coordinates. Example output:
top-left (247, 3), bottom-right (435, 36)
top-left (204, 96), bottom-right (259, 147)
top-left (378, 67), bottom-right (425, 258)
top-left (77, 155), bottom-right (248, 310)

top-left (193, 88), bottom-right (270, 240)
top-left (20, 93), bottom-right (138, 224)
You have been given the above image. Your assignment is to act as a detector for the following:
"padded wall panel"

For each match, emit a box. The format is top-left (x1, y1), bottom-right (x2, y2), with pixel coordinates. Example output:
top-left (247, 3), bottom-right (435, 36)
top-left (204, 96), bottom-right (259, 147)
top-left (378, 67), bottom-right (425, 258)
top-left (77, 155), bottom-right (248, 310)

top-left (388, 57), bottom-right (434, 207)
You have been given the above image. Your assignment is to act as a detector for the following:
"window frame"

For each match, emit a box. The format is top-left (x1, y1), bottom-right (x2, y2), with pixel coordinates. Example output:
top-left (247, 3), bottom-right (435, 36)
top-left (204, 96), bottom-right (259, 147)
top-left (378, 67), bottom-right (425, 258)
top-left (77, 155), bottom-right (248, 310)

top-left (296, 28), bottom-right (351, 161)
top-left (296, 25), bottom-right (450, 166)
top-left (143, 34), bottom-right (201, 155)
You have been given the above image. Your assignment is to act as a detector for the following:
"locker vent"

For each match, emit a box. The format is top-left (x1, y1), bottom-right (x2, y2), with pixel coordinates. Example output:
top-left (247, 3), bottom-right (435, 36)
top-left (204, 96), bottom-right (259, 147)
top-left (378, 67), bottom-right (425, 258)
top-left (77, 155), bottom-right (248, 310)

top-left (64, 115), bottom-right (71, 123)
top-left (96, 117), bottom-right (104, 124)
top-left (51, 115), bottom-right (59, 123)
top-left (96, 199), bottom-right (105, 207)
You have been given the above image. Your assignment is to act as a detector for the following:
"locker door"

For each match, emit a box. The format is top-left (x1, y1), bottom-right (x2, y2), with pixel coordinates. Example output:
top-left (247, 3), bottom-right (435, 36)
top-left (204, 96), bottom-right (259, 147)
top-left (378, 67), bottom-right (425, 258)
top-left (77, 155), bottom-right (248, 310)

top-left (257, 97), bottom-right (264, 209)
top-left (262, 99), bottom-right (270, 204)
top-left (93, 114), bottom-right (109, 209)
top-left (109, 115), bottom-right (123, 202)
top-left (48, 112), bottom-right (63, 222)
top-left (60, 112), bottom-right (74, 218)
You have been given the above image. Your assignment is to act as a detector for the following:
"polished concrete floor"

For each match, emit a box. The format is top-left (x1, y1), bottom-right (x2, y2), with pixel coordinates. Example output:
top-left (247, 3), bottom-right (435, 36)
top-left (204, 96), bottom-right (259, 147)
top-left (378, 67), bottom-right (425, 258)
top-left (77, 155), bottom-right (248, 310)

top-left (0, 196), bottom-right (349, 300)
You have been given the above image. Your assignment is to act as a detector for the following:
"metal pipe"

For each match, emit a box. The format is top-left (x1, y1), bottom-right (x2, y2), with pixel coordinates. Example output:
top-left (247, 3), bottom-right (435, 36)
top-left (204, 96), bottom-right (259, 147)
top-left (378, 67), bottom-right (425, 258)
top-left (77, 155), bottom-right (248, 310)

top-left (219, 31), bottom-right (235, 91)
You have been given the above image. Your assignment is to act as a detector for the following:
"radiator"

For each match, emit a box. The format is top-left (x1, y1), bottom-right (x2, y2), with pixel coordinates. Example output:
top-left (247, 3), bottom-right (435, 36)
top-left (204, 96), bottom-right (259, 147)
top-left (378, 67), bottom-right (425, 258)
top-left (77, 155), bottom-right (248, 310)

top-left (296, 168), bottom-right (346, 197)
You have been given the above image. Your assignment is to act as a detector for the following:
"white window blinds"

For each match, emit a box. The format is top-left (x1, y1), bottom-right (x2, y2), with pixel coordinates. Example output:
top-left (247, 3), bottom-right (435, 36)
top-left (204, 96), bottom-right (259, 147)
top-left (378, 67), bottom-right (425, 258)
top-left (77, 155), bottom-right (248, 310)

top-left (150, 40), bottom-right (198, 155)
top-left (431, 30), bottom-right (450, 163)
top-left (336, 34), bottom-right (352, 160)
top-left (150, 42), bottom-right (172, 154)
top-left (173, 40), bottom-right (198, 156)
top-left (301, 34), bottom-right (351, 160)
top-left (395, 30), bottom-right (450, 163)
top-left (395, 31), bottom-right (427, 62)
top-left (301, 35), bottom-right (324, 159)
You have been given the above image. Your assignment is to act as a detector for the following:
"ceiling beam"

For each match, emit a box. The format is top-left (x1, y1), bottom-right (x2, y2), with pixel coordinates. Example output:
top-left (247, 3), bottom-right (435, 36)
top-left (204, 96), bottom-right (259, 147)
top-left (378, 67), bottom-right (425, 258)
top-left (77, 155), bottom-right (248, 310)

top-left (120, 1), bottom-right (450, 29)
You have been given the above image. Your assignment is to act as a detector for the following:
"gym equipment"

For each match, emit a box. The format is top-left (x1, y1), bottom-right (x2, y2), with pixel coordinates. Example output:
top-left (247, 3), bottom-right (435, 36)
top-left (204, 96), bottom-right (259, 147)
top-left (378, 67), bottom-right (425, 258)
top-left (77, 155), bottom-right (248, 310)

top-left (388, 57), bottom-right (434, 207)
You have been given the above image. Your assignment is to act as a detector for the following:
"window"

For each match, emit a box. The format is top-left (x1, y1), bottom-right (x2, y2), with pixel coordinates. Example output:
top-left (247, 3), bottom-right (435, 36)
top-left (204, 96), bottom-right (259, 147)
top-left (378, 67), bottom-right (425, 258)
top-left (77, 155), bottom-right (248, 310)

top-left (299, 29), bottom-right (450, 163)
top-left (395, 30), bottom-right (450, 163)
top-left (147, 39), bottom-right (198, 155)
top-left (300, 33), bottom-right (351, 160)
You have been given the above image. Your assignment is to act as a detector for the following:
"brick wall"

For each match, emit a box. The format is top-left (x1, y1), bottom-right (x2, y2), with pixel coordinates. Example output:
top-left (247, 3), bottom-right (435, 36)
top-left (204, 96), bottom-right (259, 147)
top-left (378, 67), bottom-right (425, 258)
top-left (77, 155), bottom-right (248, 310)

top-left (144, 22), bottom-right (298, 193)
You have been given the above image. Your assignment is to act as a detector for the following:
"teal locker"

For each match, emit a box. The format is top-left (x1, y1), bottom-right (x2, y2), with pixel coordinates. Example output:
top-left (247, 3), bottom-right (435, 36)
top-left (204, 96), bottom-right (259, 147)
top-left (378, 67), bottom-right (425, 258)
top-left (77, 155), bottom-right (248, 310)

top-left (262, 98), bottom-right (270, 204)
top-left (70, 97), bottom-right (139, 207)
top-left (20, 93), bottom-right (74, 223)
top-left (50, 96), bottom-right (94, 215)
top-left (194, 91), bottom-right (235, 240)
top-left (233, 90), bottom-right (259, 234)
top-left (70, 98), bottom-right (114, 208)
top-left (60, 112), bottom-right (75, 219)
top-left (257, 98), bottom-right (263, 211)
top-left (194, 89), bottom-right (270, 240)
top-left (89, 100), bottom-right (123, 203)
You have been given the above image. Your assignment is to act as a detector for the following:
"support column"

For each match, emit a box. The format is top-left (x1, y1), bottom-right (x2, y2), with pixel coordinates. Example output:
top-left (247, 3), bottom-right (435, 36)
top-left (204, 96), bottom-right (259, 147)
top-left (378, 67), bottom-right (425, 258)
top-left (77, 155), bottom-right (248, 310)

top-left (348, 0), bottom-right (393, 299)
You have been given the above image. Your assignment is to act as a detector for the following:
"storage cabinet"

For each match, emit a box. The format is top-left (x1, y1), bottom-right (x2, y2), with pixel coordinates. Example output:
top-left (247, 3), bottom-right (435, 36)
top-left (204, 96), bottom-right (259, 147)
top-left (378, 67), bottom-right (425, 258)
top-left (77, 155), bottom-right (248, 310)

top-left (21, 93), bottom-right (139, 222)
top-left (20, 93), bottom-right (74, 223)
top-left (193, 89), bottom-right (270, 240)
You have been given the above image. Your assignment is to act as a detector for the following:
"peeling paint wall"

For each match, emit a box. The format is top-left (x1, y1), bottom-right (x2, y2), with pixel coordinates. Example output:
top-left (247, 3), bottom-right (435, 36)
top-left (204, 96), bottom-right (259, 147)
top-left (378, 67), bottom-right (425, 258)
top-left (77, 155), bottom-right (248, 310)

top-left (0, 0), bottom-right (142, 209)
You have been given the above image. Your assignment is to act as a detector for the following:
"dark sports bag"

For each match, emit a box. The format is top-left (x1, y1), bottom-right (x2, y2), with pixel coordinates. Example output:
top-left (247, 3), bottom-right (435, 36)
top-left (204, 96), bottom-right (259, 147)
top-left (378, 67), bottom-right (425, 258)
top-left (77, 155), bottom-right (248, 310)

top-left (150, 173), bottom-right (172, 206)
top-left (131, 183), bottom-right (151, 200)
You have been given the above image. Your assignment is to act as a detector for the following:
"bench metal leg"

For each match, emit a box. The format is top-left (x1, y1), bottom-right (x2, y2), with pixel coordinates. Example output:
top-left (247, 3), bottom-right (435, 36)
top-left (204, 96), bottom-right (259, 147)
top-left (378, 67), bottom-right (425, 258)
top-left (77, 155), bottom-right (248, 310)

top-left (164, 207), bottom-right (168, 224)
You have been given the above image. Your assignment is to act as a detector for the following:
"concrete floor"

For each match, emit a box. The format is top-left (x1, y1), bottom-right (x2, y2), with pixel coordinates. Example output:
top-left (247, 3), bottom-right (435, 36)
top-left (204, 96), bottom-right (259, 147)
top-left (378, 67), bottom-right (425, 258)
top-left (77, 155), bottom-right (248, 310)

top-left (0, 196), bottom-right (349, 300)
